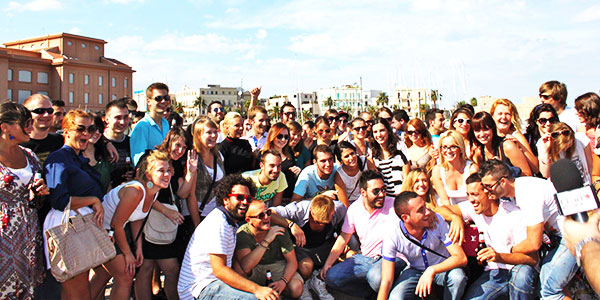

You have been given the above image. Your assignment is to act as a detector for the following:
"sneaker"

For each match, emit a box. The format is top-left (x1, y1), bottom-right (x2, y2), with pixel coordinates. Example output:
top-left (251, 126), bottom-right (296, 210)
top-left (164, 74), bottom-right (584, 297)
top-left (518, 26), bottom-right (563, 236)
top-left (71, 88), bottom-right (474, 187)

top-left (299, 277), bottom-right (313, 300)
top-left (309, 270), bottom-right (334, 300)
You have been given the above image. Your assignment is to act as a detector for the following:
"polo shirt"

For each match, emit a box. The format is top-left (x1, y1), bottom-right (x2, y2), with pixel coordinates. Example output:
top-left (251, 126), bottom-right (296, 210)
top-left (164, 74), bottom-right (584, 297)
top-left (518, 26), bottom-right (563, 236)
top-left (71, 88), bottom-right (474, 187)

top-left (130, 113), bottom-right (170, 165)
top-left (242, 132), bottom-right (267, 152)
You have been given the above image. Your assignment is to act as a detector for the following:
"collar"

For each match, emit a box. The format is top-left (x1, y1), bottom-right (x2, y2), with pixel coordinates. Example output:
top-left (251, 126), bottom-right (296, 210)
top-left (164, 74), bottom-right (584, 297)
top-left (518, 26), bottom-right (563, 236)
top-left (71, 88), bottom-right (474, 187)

top-left (216, 206), bottom-right (240, 228)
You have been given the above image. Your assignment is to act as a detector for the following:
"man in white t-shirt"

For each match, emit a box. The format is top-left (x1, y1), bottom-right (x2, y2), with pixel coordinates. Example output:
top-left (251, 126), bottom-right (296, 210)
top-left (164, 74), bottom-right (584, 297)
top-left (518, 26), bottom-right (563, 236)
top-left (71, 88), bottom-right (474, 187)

top-left (242, 149), bottom-right (287, 207)
top-left (539, 80), bottom-right (582, 132)
top-left (438, 173), bottom-right (539, 300)
top-left (177, 174), bottom-right (279, 300)
top-left (319, 170), bottom-right (406, 298)
top-left (378, 191), bottom-right (467, 300)
top-left (479, 159), bottom-right (577, 300)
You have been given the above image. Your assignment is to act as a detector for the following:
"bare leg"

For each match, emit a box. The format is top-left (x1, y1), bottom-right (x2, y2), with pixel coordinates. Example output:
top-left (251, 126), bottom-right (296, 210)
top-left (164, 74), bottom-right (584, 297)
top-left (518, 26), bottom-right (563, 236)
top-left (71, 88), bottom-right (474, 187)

top-left (134, 259), bottom-right (156, 300)
top-left (298, 257), bottom-right (314, 279)
top-left (156, 258), bottom-right (181, 300)
top-left (61, 270), bottom-right (91, 300)
top-left (152, 265), bottom-right (162, 295)
top-left (103, 254), bottom-right (135, 300)
top-left (90, 266), bottom-right (112, 300)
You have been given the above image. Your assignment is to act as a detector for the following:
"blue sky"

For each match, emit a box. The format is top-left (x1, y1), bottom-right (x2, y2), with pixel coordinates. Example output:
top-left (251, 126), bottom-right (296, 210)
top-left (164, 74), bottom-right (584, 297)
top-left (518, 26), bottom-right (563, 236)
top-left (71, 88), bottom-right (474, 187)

top-left (2, 0), bottom-right (599, 108)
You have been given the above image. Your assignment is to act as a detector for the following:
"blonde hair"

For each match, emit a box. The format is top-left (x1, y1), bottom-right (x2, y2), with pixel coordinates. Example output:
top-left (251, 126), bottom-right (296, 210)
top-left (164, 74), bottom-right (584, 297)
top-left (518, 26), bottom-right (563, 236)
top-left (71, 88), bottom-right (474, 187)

top-left (548, 122), bottom-right (576, 162)
top-left (490, 98), bottom-right (522, 131)
top-left (136, 150), bottom-right (172, 180)
top-left (309, 195), bottom-right (335, 223)
top-left (401, 168), bottom-right (437, 209)
top-left (191, 116), bottom-right (218, 153)
top-left (438, 130), bottom-right (467, 169)
top-left (62, 109), bottom-right (92, 131)
top-left (223, 111), bottom-right (242, 127)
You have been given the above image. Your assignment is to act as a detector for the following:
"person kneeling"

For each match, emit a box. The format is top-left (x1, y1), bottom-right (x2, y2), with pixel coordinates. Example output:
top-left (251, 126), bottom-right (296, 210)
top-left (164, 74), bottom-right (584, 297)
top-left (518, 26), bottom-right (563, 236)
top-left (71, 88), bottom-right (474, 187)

top-left (235, 200), bottom-right (304, 298)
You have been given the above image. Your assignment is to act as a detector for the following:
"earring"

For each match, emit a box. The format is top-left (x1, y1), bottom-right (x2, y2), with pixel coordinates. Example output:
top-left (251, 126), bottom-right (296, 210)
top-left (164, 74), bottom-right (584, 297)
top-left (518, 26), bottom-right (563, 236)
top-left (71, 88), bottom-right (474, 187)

top-left (9, 135), bottom-right (14, 140)
top-left (146, 181), bottom-right (154, 189)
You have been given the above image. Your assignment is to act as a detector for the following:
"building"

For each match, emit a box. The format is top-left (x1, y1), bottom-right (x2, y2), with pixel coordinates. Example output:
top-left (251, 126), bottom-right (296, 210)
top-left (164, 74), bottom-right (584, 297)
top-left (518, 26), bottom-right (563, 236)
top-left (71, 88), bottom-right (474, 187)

top-left (172, 84), bottom-right (243, 119)
top-left (266, 92), bottom-right (319, 119)
top-left (392, 87), bottom-right (440, 118)
top-left (317, 85), bottom-right (382, 117)
top-left (0, 33), bottom-right (134, 112)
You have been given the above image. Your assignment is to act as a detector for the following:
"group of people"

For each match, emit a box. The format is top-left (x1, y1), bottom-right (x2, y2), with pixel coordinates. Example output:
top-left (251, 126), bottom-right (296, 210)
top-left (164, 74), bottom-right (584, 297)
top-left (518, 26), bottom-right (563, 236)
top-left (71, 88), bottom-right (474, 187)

top-left (1, 79), bottom-right (599, 300)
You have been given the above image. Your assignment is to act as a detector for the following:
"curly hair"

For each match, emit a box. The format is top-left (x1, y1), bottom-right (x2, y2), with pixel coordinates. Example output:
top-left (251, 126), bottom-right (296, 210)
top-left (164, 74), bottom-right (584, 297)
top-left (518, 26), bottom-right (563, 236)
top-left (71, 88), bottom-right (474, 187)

top-left (214, 174), bottom-right (257, 206)
top-left (524, 103), bottom-right (558, 156)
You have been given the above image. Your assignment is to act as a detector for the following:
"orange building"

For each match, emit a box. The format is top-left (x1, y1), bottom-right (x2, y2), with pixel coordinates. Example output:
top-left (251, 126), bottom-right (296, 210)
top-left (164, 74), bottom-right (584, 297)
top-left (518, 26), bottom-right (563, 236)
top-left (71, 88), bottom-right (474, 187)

top-left (0, 33), bottom-right (134, 112)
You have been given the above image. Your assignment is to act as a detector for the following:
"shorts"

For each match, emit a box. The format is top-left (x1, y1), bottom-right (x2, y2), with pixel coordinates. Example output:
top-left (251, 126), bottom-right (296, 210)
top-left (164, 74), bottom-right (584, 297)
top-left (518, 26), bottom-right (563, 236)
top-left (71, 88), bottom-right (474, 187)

top-left (112, 223), bottom-right (135, 256)
top-left (248, 261), bottom-right (303, 286)
top-left (294, 240), bottom-right (335, 268)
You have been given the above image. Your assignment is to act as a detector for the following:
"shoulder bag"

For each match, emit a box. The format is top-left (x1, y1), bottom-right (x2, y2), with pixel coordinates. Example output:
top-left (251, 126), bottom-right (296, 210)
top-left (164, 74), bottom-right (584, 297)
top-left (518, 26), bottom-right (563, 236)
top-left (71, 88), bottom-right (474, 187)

top-left (144, 183), bottom-right (179, 245)
top-left (198, 154), bottom-right (218, 214)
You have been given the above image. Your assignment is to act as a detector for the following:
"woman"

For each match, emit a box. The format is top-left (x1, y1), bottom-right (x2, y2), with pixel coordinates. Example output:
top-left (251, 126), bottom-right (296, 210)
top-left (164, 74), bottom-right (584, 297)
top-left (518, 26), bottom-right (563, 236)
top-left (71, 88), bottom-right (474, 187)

top-left (44, 110), bottom-right (105, 300)
top-left (524, 103), bottom-right (559, 157)
top-left (431, 130), bottom-right (478, 206)
top-left (287, 121), bottom-right (311, 168)
top-left (90, 150), bottom-right (173, 300)
top-left (218, 112), bottom-right (253, 174)
top-left (370, 118), bottom-right (410, 196)
top-left (188, 117), bottom-right (224, 227)
top-left (314, 116), bottom-right (334, 148)
top-left (491, 98), bottom-right (539, 174)
top-left (260, 123), bottom-right (302, 201)
top-left (449, 108), bottom-right (474, 159)
top-left (82, 114), bottom-right (112, 193)
top-left (538, 122), bottom-right (600, 184)
top-left (334, 141), bottom-right (375, 207)
top-left (0, 103), bottom-right (47, 300)
top-left (301, 120), bottom-right (316, 151)
top-left (135, 128), bottom-right (197, 300)
top-left (401, 168), bottom-right (438, 209)
top-left (404, 118), bottom-right (438, 170)
top-left (349, 117), bottom-right (370, 156)
top-left (575, 92), bottom-right (600, 156)
top-left (471, 111), bottom-right (532, 176)
top-left (323, 109), bottom-right (340, 142)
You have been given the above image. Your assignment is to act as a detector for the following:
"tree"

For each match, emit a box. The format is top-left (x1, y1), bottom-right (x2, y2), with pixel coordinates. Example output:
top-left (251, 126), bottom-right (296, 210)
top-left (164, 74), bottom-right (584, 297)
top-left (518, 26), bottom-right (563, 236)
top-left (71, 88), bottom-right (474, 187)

top-left (301, 109), bottom-right (313, 122)
top-left (268, 105), bottom-right (280, 122)
top-left (470, 97), bottom-right (478, 107)
top-left (193, 96), bottom-right (205, 115)
top-left (324, 96), bottom-right (334, 109)
top-left (366, 105), bottom-right (378, 117)
top-left (431, 90), bottom-right (439, 108)
top-left (455, 100), bottom-right (467, 109)
top-left (173, 102), bottom-right (183, 114)
top-left (376, 92), bottom-right (389, 107)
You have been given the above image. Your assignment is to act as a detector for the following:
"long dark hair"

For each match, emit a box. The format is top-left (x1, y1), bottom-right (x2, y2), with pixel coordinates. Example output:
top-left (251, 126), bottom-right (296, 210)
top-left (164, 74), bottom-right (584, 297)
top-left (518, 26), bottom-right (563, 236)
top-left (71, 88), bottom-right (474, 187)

top-left (0, 102), bottom-right (31, 132)
top-left (334, 141), bottom-right (364, 170)
top-left (524, 104), bottom-right (558, 156)
top-left (471, 111), bottom-right (503, 156)
top-left (370, 117), bottom-right (401, 159)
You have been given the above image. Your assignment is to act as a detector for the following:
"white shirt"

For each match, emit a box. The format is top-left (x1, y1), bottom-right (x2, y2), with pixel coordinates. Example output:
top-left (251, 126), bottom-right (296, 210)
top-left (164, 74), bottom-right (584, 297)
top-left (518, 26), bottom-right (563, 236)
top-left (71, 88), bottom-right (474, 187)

top-left (558, 107), bottom-right (582, 132)
top-left (102, 181), bottom-right (155, 230)
top-left (513, 177), bottom-right (563, 236)
top-left (242, 132), bottom-right (267, 152)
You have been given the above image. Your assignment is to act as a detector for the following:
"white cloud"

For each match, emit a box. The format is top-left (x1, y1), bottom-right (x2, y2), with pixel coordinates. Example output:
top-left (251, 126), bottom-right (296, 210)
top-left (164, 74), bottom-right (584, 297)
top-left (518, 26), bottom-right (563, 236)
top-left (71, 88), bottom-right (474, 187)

top-left (67, 27), bottom-right (81, 35)
top-left (573, 4), bottom-right (600, 23)
top-left (255, 29), bottom-right (267, 40)
top-left (105, 0), bottom-right (144, 3)
top-left (5, 0), bottom-right (62, 12)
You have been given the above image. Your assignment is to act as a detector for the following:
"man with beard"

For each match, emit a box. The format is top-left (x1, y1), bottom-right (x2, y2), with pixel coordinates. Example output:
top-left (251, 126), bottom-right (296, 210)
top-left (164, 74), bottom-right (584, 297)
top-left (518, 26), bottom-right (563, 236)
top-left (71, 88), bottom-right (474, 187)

top-left (21, 94), bottom-right (64, 163)
top-left (320, 170), bottom-right (406, 298)
top-left (208, 101), bottom-right (225, 142)
top-left (50, 99), bottom-right (66, 134)
top-left (242, 149), bottom-right (287, 207)
top-left (103, 99), bottom-right (133, 187)
top-left (280, 103), bottom-right (296, 124)
top-left (178, 174), bottom-right (280, 300)
top-left (291, 145), bottom-right (338, 202)
top-left (130, 82), bottom-right (171, 165)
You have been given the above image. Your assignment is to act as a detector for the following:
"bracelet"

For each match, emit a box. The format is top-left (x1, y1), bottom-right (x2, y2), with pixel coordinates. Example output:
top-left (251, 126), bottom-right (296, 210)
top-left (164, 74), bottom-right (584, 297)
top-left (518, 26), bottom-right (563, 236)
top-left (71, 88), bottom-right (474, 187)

top-left (258, 240), bottom-right (270, 249)
top-left (575, 236), bottom-right (600, 266)
top-left (288, 221), bottom-right (295, 229)
top-left (280, 277), bottom-right (289, 285)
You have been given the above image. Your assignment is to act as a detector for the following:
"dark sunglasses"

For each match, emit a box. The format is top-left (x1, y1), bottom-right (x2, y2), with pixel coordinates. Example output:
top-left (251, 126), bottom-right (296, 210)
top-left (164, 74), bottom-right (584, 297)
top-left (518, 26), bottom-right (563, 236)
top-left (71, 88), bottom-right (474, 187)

top-left (212, 107), bottom-right (224, 112)
top-left (247, 209), bottom-right (273, 219)
top-left (454, 118), bottom-right (471, 125)
top-left (365, 120), bottom-right (373, 124)
top-left (551, 130), bottom-right (571, 139)
top-left (74, 124), bottom-right (97, 134)
top-left (317, 129), bottom-right (331, 134)
top-left (406, 130), bottom-right (419, 136)
top-left (539, 94), bottom-right (553, 100)
top-left (31, 107), bottom-right (54, 115)
top-left (228, 193), bottom-right (253, 202)
top-left (327, 116), bottom-right (339, 122)
top-left (276, 134), bottom-right (289, 140)
top-left (371, 188), bottom-right (385, 196)
top-left (154, 95), bottom-right (171, 102)
top-left (537, 117), bottom-right (557, 125)
top-left (353, 125), bottom-right (368, 132)
top-left (283, 111), bottom-right (296, 117)
top-left (482, 176), bottom-right (505, 191)
top-left (128, 110), bottom-right (137, 114)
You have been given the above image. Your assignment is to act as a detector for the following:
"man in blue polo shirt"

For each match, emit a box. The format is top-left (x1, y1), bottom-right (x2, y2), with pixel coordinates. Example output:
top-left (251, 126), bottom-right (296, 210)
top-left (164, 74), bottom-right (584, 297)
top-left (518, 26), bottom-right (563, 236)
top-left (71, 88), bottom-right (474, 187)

top-left (130, 82), bottom-right (171, 165)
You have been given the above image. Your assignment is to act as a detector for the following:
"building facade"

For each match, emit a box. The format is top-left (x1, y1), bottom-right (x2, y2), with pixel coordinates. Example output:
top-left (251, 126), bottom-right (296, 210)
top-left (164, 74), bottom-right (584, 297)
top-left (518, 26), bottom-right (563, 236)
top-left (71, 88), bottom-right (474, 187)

top-left (317, 85), bottom-right (382, 117)
top-left (0, 33), bottom-right (134, 112)
top-left (392, 87), bottom-right (439, 118)
top-left (266, 92), bottom-right (319, 119)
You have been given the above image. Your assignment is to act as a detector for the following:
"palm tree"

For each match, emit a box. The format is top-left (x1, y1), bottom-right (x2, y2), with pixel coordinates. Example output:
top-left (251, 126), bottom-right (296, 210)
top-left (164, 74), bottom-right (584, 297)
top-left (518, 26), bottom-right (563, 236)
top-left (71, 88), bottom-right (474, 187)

top-left (324, 96), bottom-right (334, 109)
top-left (376, 92), bottom-right (389, 107)
top-left (193, 96), bottom-right (205, 115)
top-left (269, 105), bottom-right (280, 121)
top-left (470, 97), bottom-right (478, 107)
top-left (301, 109), bottom-right (313, 123)
top-left (431, 90), bottom-right (439, 108)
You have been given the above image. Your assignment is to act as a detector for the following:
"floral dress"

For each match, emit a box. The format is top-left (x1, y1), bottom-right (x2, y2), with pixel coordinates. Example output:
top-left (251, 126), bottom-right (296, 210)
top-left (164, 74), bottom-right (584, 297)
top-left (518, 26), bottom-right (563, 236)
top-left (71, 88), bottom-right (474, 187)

top-left (0, 146), bottom-right (45, 300)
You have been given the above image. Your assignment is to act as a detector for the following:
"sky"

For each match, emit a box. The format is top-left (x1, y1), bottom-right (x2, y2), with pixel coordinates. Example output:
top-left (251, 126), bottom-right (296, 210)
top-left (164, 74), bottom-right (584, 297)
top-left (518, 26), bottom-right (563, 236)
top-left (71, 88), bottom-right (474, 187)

top-left (2, 0), bottom-right (599, 108)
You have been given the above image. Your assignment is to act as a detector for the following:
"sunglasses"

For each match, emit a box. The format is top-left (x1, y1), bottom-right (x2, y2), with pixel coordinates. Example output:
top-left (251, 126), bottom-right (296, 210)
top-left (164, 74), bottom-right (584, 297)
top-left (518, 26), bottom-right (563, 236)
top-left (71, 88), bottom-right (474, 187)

top-left (74, 124), bottom-right (97, 134)
top-left (454, 118), bottom-right (471, 125)
top-left (247, 209), bottom-right (273, 219)
top-left (353, 125), bottom-right (368, 132)
top-left (154, 95), bottom-right (171, 103)
top-left (365, 120), bottom-right (373, 125)
top-left (551, 130), bottom-right (571, 139)
top-left (31, 107), bottom-right (54, 115)
top-left (317, 129), bottom-right (331, 134)
top-left (383, 117), bottom-right (392, 124)
top-left (370, 188), bottom-right (385, 196)
top-left (228, 193), bottom-right (253, 202)
top-left (441, 145), bottom-right (459, 151)
top-left (283, 111), bottom-right (296, 117)
top-left (406, 130), bottom-right (419, 136)
top-left (482, 176), bottom-right (505, 192)
top-left (537, 117), bottom-right (557, 125)
top-left (212, 107), bottom-right (224, 112)
top-left (276, 134), bottom-right (289, 140)
top-left (539, 94), bottom-right (553, 100)
top-left (327, 116), bottom-right (339, 122)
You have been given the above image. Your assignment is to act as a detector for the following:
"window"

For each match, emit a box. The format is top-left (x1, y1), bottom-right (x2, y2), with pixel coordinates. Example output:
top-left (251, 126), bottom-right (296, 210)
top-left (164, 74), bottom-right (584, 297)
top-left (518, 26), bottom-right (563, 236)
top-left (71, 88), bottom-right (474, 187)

top-left (8, 69), bottom-right (12, 81)
top-left (99, 94), bottom-right (103, 104)
top-left (37, 72), bottom-right (49, 84)
top-left (81, 43), bottom-right (86, 48)
top-left (18, 70), bottom-right (32, 82)
top-left (7, 89), bottom-right (12, 100)
top-left (124, 78), bottom-right (128, 89)
top-left (84, 93), bottom-right (89, 104)
top-left (69, 92), bottom-right (74, 103)
top-left (98, 76), bottom-right (103, 86)
top-left (112, 94), bottom-right (116, 100)
top-left (94, 45), bottom-right (100, 50)
top-left (67, 41), bottom-right (72, 46)
top-left (18, 90), bottom-right (31, 103)
top-left (112, 77), bottom-right (116, 87)
top-left (69, 73), bottom-right (74, 84)
top-left (84, 74), bottom-right (89, 85)
top-left (38, 91), bottom-right (49, 96)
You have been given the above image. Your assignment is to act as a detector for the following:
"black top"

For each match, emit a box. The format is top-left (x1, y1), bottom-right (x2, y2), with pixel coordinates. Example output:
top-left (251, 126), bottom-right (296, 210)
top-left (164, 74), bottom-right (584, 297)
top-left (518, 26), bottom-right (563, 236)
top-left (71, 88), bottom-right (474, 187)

top-left (218, 137), bottom-right (254, 175)
top-left (106, 135), bottom-right (131, 188)
top-left (301, 221), bottom-right (332, 249)
top-left (20, 133), bottom-right (64, 164)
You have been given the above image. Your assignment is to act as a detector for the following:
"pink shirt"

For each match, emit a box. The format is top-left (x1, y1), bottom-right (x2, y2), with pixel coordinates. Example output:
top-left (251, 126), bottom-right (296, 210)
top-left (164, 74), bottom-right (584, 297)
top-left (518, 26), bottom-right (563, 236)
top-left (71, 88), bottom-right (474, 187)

top-left (341, 195), bottom-right (398, 257)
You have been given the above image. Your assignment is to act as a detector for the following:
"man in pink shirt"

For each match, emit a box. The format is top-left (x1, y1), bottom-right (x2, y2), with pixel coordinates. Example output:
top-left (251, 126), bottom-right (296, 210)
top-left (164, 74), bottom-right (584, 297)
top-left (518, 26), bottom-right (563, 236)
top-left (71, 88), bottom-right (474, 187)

top-left (319, 170), bottom-right (407, 298)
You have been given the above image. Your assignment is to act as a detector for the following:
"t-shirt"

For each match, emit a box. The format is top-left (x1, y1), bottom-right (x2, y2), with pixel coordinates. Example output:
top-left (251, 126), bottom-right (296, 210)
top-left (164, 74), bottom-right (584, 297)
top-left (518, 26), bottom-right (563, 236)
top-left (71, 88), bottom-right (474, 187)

top-left (178, 208), bottom-right (238, 300)
top-left (381, 214), bottom-right (451, 271)
top-left (293, 164), bottom-right (338, 199)
top-left (341, 195), bottom-right (398, 257)
top-left (513, 176), bottom-right (563, 236)
top-left (559, 107), bottom-right (582, 132)
top-left (106, 134), bottom-right (131, 188)
top-left (235, 223), bottom-right (294, 265)
top-left (373, 153), bottom-right (408, 196)
top-left (218, 137), bottom-right (254, 175)
top-left (459, 200), bottom-right (527, 270)
top-left (242, 169), bottom-right (288, 205)
top-left (20, 133), bottom-right (64, 164)
top-left (242, 132), bottom-right (267, 152)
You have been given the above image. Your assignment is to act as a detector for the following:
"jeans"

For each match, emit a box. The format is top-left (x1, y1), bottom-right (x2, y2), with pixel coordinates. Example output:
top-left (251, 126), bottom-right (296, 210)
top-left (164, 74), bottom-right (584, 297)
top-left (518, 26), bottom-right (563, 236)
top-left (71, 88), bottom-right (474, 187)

top-left (539, 240), bottom-right (579, 300)
top-left (389, 267), bottom-right (467, 300)
top-left (196, 279), bottom-right (257, 300)
top-left (462, 264), bottom-right (538, 300)
top-left (325, 254), bottom-right (406, 298)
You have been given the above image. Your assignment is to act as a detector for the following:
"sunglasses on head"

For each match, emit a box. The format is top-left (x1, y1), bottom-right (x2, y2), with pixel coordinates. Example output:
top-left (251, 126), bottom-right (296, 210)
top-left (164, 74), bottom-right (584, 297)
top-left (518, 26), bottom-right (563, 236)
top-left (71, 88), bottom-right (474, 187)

top-left (454, 118), bottom-right (471, 125)
top-left (74, 124), bottom-right (97, 134)
top-left (537, 117), bottom-right (557, 125)
top-left (276, 134), bottom-right (289, 140)
top-left (551, 130), bottom-right (571, 139)
top-left (213, 107), bottom-right (224, 112)
top-left (228, 193), bottom-right (253, 202)
top-left (247, 209), bottom-right (273, 219)
top-left (353, 125), bottom-right (368, 132)
top-left (31, 107), bottom-right (54, 115)
top-left (154, 95), bottom-right (171, 103)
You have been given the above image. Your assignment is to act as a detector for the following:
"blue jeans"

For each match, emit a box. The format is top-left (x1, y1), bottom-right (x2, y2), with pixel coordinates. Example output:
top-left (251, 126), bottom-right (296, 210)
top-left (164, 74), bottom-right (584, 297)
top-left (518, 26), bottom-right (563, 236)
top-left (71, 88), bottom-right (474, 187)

top-left (389, 267), bottom-right (467, 300)
top-left (462, 264), bottom-right (538, 300)
top-left (325, 254), bottom-right (406, 298)
top-left (196, 279), bottom-right (257, 300)
top-left (539, 240), bottom-right (579, 300)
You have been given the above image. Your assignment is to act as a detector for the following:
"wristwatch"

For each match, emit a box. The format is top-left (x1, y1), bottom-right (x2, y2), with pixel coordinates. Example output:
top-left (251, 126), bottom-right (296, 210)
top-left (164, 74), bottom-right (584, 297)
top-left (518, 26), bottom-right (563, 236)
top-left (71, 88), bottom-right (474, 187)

top-left (575, 236), bottom-right (600, 266)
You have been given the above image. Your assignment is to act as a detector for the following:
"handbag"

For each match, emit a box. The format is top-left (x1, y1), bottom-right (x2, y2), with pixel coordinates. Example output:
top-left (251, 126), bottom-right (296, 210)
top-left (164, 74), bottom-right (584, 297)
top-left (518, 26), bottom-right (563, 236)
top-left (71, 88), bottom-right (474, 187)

top-left (45, 205), bottom-right (116, 282)
top-left (144, 183), bottom-right (179, 245)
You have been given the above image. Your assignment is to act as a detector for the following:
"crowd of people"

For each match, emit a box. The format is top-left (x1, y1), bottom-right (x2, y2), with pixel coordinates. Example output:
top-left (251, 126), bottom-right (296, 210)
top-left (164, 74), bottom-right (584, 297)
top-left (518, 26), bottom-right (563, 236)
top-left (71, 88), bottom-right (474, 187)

top-left (1, 79), bottom-right (600, 300)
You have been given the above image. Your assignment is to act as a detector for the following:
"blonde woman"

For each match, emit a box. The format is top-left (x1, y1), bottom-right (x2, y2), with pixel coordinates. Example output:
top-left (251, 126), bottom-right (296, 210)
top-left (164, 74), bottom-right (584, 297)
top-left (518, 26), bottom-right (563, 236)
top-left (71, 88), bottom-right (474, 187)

top-left (401, 168), bottom-right (438, 210)
top-left (218, 112), bottom-right (253, 174)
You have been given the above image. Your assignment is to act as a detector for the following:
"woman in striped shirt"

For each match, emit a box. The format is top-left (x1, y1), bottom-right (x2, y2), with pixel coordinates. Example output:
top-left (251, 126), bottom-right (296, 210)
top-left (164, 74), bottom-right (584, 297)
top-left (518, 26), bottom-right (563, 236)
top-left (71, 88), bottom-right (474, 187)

top-left (370, 117), bottom-right (411, 196)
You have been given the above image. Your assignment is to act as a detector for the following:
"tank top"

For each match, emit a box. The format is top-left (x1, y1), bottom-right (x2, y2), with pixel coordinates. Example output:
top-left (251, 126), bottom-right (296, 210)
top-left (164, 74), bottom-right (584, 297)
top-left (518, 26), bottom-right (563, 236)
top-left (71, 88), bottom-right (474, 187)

top-left (102, 181), bottom-right (156, 230)
top-left (440, 160), bottom-right (471, 205)
top-left (336, 156), bottom-right (367, 204)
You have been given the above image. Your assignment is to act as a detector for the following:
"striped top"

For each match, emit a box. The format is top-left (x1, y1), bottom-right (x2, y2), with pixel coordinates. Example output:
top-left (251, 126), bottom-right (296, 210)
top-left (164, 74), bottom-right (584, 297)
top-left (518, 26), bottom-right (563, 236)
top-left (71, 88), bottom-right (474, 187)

top-left (373, 152), bottom-right (408, 196)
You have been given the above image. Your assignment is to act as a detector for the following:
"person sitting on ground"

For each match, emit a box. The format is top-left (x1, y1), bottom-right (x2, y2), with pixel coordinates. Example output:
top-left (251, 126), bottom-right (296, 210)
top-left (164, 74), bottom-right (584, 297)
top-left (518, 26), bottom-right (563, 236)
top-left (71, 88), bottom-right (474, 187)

top-left (291, 145), bottom-right (338, 202)
top-left (242, 149), bottom-right (287, 207)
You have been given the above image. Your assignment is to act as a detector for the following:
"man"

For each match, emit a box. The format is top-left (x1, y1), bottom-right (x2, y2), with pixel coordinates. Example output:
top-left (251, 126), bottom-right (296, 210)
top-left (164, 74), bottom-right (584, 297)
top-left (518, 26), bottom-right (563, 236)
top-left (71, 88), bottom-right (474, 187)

top-left (360, 111), bottom-right (374, 134)
top-left (437, 173), bottom-right (538, 300)
top-left (271, 195), bottom-right (345, 300)
top-left (539, 80), bottom-right (581, 131)
top-left (242, 149), bottom-right (287, 207)
top-left (243, 106), bottom-right (269, 152)
top-left (130, 82), bottom-right (171, 165)
top-left (291, 145), bottom-right (338, 202)
top-left (280, 103), bottom-right (297, 123)
top-left (178, 174), bottom-right (279, 300)
top-left (50, 99), bottom-right (66, 134)
top-left (321, 171), bottom-right (406, 298)
top-left (235, 200), bottom-right (304, 299)
top-left (479, 159), bottom-right (576, 300)
top-left (208, 101), bottom-right (225, 124)
top-left (21, 94), bottom-right (64, 163)
top-left (104, 99), bottom-right (133, 187)
top-left (378, 191), bottom-right (467, 300)
top-left (336, 111), bottom-right (351, 142)
top-left (425, 108), bottom-right (445, 147)
top-left (391, 110), bottom-right (409, 140)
